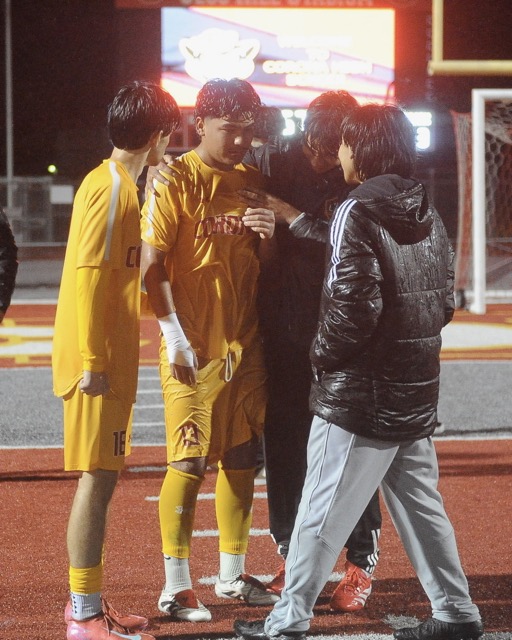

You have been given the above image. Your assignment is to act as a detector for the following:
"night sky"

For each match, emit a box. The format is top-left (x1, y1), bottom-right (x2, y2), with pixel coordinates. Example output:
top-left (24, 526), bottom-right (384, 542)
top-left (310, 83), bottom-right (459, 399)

top-left (0, 1), bottom-right (160, 179)
top-left (1, 0), bottom-right (512, 180)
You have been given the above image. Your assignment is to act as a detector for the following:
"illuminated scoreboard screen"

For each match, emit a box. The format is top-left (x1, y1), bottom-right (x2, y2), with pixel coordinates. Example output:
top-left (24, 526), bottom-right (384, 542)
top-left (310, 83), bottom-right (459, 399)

top-left (161, 7), bottom-right (395, 108)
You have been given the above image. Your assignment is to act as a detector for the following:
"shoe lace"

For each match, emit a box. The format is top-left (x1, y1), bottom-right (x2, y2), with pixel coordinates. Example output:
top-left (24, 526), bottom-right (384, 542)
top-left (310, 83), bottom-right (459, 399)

top-left (102, 609), bottom-right (130, 635)
top-left (343, 565), bottom-right (366, 593)
top-left (101, 598), bottom-right (119, 619)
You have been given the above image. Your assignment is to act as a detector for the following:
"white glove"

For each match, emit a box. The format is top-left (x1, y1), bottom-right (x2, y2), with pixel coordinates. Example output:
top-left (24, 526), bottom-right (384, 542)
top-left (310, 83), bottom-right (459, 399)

top-left (158, 313), bottom-right (196, 368)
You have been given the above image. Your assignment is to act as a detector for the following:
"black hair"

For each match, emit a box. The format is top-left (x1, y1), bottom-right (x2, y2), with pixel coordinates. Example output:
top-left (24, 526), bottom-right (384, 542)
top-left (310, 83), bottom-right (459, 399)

top-left (194, 78), bottom-right (261, 122)
top-left (339, 103), bottom-right (417, 180)
top-left (253, 105), bottom-right (286, 141)
top-left (108, 80), bottom-right (181, 150)
top-left (303, 90), bottom-right (358, 158)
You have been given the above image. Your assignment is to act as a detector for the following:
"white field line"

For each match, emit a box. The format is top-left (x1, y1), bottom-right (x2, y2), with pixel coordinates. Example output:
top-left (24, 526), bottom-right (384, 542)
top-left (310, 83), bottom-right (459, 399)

top-left (134, 404), bottom-right (164, 410)
top-left (135, 389), bottom-right (163, 395)
top-left (144, 491), bottom-right (268, 501)
top-left (2, 433), bottom-right (511, 451)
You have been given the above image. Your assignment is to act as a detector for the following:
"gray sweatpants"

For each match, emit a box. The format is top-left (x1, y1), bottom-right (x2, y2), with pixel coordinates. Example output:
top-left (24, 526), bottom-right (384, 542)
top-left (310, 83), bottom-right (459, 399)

top-left (265, 416), bottom-right (481, 635)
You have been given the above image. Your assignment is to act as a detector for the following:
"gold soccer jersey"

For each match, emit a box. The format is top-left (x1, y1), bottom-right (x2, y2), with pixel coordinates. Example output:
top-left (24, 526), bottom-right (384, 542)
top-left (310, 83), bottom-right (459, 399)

top-left (141, 150), bottom-right (265, 359)
top-left (52, 159), bottom-right (141, 404)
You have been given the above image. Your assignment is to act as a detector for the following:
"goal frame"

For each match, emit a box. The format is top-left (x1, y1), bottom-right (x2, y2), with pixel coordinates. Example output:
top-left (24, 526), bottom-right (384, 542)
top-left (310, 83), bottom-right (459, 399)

top-left (471, 89), bottom-right (512, 314)
top-left (428, 0), bottom-right (512, 76)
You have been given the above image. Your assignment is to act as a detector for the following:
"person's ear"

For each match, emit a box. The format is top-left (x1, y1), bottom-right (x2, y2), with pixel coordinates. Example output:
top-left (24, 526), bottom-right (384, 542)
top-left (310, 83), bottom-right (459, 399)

top-left (195, 116), bottom-right (205, 137)
top-left (148, 130), bottom-right (163, 149)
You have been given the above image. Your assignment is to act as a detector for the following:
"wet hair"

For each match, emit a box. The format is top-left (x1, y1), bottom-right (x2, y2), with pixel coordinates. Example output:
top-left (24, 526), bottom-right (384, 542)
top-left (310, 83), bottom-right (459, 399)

top-left (339, 103), bottom-right (417, 180)
top-left (303, 90), bottom-right (358, 158)
top-left (194, 78), bottom-right (261, 122)
top-left (253, 105), bottom-right (286, 141)
top-left (108, 80), bottom-right (181, 150)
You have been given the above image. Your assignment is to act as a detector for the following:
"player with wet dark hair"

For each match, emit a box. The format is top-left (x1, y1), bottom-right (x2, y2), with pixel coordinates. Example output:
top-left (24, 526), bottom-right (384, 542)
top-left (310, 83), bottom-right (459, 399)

top-left (141, 78), bottom-right (277, 623)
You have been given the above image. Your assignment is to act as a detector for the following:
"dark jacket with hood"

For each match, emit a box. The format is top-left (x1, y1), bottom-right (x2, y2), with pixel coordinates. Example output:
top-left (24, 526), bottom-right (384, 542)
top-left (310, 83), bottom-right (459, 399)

top-left (0, 207), bottom-right (18, 315)
top-left (309, 174), bottom-right (455, 442)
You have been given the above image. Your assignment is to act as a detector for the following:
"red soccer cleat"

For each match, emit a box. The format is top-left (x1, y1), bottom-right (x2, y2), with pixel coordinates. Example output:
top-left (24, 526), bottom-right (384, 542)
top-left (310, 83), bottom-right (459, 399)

top-left (66, 612), bottom-right (155, 640)
top-left (329, 560), bottom-right (372, 613)
top-left (65, 598), bottom-right (149, 632)
top-left (266, 561), bottom-right (286, 597)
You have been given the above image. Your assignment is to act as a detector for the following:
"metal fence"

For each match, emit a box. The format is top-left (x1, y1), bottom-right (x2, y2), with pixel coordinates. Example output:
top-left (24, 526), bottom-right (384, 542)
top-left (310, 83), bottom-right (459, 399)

top-left (1, 169), bottom-right (458, 247)
top-left (0, 177), bottom-right (75, 245)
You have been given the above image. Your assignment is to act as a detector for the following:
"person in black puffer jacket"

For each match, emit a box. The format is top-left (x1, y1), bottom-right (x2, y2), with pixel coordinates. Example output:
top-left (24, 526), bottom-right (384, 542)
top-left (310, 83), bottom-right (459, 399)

top-left (234, 104), bottom-right (483, 640)
top-left (0, 207), bottom-right (18, 322)
top-left (309, 172), bottom-right (451, 441)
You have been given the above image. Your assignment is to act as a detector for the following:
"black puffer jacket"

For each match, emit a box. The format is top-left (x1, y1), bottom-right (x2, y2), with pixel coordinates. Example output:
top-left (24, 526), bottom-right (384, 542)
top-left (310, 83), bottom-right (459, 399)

top-left (0, 207), bottom-right (18, 314)
top-left (309, 174), bottom-right (455, 442)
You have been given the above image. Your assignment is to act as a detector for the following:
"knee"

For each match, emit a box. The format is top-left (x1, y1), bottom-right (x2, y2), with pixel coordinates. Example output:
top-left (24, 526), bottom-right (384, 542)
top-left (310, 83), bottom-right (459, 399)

top-left (78, 469), bottom-right (119, 506)
top-left (222, 436), bottom-right (258, 470)
top-left (169, 457), bottom-right (207, 478)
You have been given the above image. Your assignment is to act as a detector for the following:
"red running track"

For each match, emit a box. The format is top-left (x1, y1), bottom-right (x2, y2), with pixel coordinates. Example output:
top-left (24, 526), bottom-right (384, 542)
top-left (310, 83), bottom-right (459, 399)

top-left (0, 440), bottom-right (510, 640)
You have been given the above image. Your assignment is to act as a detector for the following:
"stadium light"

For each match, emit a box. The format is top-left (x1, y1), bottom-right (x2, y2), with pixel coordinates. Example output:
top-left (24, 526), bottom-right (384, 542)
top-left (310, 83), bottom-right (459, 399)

top-left (405, 110), bottom-right (433, 151)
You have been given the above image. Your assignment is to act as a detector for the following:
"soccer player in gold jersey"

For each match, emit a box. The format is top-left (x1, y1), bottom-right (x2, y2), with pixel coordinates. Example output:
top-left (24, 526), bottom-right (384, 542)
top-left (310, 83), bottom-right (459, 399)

top-left (140, 78), bottom-right (276, 622)
top-left (52, 81), bottom-right (180, 640)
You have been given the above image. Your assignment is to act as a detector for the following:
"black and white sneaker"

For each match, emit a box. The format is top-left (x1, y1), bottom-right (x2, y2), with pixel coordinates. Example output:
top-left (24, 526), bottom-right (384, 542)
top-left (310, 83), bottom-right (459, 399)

top-left (215, 573), bottom-right (279, 606)
top-left (158, 588), bottom-right (211, 622)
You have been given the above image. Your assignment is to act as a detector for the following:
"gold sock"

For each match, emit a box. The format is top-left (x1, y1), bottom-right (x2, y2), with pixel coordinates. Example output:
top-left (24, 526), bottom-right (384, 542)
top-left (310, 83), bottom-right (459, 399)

top-left (215, 466), bottom-right (255, 555)
top-left (159, 465), bottom-right (203, 557)
top-left (69, 561), bottom-right (103, 594)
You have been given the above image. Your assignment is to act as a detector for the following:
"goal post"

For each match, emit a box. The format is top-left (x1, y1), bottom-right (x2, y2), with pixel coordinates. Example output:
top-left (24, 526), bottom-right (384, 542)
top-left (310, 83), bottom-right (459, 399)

top-left (451, 89), bottom-right (512, 314)
top-left (428, 0), bottom-right (512, 77)
top-left (472, 90), bottom-right (489, 313)
top-left (427, 1), bottom-right (512, 313)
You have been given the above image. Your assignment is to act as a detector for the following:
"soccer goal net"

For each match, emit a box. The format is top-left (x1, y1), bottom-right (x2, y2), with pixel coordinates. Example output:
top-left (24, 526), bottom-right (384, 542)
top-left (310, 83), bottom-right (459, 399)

top-left (451, 88), bottom-right (512, 313)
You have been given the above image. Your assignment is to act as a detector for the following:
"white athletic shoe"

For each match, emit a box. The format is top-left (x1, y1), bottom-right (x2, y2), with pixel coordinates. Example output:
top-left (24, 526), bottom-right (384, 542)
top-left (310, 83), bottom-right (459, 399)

top-left (158, 588), bottom-right (212, 622)
top-left (215, 573), bottom-right (280, 606)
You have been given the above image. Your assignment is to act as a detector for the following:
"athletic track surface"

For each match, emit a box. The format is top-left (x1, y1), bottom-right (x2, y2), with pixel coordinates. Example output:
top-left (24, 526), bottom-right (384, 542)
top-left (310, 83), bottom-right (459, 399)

top-left (0, 303), bottom-right (511, 640)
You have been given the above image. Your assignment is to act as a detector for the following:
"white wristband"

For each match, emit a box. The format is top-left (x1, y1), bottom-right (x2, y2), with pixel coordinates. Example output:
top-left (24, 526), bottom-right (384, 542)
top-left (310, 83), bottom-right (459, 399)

top-left (158, 313), bottom-right (196, 367)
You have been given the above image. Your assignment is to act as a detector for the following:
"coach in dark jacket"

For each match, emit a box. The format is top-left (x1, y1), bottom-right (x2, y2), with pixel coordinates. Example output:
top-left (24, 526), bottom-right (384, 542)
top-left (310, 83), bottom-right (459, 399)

top-left (242, 92), bottom-right (383, 610)
top-left (235, 104), bottom-right (482, 640)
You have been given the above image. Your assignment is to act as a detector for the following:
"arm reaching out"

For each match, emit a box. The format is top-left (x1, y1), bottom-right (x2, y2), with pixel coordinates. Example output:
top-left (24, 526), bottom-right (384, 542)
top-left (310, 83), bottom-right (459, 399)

top-left (242, 207), bottom-right (275, 239)
top-left (145, 153), bottom-right (177, 199)
top-left (239, 187), bottom-right (329, 243)
top-left (239, 187), bottom-right (300, 225)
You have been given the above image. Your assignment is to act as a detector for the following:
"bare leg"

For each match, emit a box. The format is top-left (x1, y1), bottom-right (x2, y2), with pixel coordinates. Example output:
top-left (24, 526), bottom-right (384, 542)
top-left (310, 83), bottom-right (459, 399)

top-left (67, 469), bottom-right (119, 568)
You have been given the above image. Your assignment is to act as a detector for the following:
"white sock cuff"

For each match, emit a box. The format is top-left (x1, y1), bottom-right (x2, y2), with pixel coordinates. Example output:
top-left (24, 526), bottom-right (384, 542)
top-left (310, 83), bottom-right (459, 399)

top-left (219, 551), bottom-right (245, 581)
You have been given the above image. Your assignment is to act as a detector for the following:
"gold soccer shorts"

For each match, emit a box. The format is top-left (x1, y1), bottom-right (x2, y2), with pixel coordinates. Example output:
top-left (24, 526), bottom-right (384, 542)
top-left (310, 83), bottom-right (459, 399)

top-left (63, 384), bottom-right (133, 471)
top-left (160, 341), bottom-right (267, 464)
